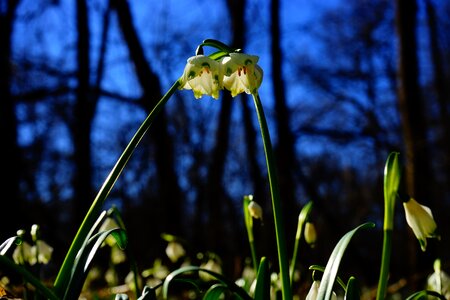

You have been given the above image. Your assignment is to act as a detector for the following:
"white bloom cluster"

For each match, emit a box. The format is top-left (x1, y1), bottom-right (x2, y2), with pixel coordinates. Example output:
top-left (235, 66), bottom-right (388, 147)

top-left (179, 53), bottom-right (263, 99)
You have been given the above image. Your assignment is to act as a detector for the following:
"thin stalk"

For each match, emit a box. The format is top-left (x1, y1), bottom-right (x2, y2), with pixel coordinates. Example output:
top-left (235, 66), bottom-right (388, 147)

top-left (290, 201), bottom-right (313, 286)
top-left (53, 81), bottom-right (180, 296)
top-left (376, 229), bottom-right (392, 300)
top-left (252, 93), bottom-right (292, 300)
top-left (290, 222), bottom-right (302, 285)
top-left (376, 152), bottom-right (400, 300)
top-left (243, 195), bottom-right (259, 272)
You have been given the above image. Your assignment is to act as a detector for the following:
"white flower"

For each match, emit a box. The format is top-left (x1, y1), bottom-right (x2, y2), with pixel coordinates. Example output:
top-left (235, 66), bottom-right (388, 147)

top-left (403, 198), bottom-right (439, 251)
top-left (30, 240), bottom-right (53, 265)
top-left (13, 241), bottom-right (32, 265)
top-left (179, 55), bottom-right (223, 99)
top-left (222, 53), bottom-right (263, 97)
top-left (248, 201), bottom-right (263, 220)
top-left (427, 259), bottom-right (450, 298)
top-left (305, 281), bottom-right (337, 300)
top-left (199, 259), bottom-right (222, 281)
top-left (165, 241), bottom-right (186, 263)
top-left (304, 222), bottom-right (317, 248)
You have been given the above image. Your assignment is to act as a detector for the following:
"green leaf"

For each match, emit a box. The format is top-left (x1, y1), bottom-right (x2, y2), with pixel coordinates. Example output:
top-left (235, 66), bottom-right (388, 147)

top-left (254, 257), bottom-right (270, 300)
top-left (63, 228), bottom-right (127, 300)
top-left (0, 236), bottom-right (22, 255)
top-left (0, 255), bottom-right (58, 300)
top-left (308, 265), bottom-right (346, 290)
top-left (316, 222), bottom-right (375, 300)
top-left (162, 266), bottom-right (252, 300)
top-left (344, 276), bottom-right (360, 300)
top-left (405, 290), bottom-right (447, 300)
top-left (203, 284), bottom-right (228, 300)
top-left (383, 152), bottom-right (401, 230)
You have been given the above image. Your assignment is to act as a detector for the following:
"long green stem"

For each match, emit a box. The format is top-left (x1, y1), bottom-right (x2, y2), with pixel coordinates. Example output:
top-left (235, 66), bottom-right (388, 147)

top-left (376, 152), bottom-right (400, 300)
top-left (252, 93), bottom-right (292, 300)
top-left (376, 229), bottom-right (392, 300)
top-left (53, 81), bottom-right (180, 296)
top-left (243, 196), bottom-right (259, 272)
top-left (289, 201), bottom-right (313, 285)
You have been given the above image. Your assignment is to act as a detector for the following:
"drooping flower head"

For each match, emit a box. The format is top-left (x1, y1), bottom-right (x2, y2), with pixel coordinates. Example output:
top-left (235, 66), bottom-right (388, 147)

top-left (248, 200), bottom-right (263, 220)
top-left (222, 53), bottom-right (263, 97)
top-left (179, 55), bottom-right (223, 99)
top-left (403, 197), bottom-right (439, 251)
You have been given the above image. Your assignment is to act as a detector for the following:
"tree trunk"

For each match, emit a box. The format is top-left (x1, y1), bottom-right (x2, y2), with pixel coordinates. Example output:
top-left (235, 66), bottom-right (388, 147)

top-left (0, 0), bottom-right (21, 240)
top-left (270, 0), bottom-right (298, 240)
top-left (73, 0), bottom-right (94, 229)
top-left (395, 0), bottom-right (433, 282)
top-left (112, 0), bottom-right (183, 236)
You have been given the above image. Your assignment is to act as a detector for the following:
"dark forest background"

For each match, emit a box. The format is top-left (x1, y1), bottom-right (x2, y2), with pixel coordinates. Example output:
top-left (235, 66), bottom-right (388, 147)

top-left (1, 0), bottom-right (450, 296)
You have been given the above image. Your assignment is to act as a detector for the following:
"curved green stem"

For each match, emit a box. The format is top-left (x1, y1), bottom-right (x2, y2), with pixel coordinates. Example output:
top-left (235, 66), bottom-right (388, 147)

top-left (252, 93), bottom-right (292, 300)
top-left (53, 80), bottom-right (180, 296)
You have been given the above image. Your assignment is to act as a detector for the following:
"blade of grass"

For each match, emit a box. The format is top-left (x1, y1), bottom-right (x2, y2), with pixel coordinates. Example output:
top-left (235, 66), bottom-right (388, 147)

top-left (53, 81), bottom-right (180, 296)
top-left (162, 266), bottom-right (252, 300)
top-left (316, 222), bottom-right (375, 300)
top-left (254, 257), bottom-right (270, 300)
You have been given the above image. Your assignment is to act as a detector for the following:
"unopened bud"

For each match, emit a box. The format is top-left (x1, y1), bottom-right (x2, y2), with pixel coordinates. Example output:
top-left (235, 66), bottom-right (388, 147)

top-left (304, 222), bottom-right (317, 248)
top-left (248, 201), bottom-right (263, 220)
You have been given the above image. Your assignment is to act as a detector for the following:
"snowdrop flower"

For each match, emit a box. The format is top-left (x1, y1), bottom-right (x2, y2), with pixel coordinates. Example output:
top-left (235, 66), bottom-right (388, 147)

top-left (200, 259), bottom-right (222, 281)
top-left (403, 197), bottom-right (439, 251)
top-left (13, 241), bottom-right (33, 265)
top-left (305, 281), bottom-right (337, 300)
top-left (222, 53), bottom-right (263, 97)
top-left (304, 222), bottom-right (317, 248)
top-left (179, 55), bottom-right (223, 99)
top-left (165, 241), bottom-right (186, 263)
top-left (427, 259), bottom-right (450, 298)
top-left (248, 200), bottom-right (263, 220)
top-left (30, 240), bottom-right (53, 265)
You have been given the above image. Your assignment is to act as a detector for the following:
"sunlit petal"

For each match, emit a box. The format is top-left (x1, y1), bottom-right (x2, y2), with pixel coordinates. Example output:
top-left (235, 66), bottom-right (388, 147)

top-left (403, 198), bottom-right (439, 251)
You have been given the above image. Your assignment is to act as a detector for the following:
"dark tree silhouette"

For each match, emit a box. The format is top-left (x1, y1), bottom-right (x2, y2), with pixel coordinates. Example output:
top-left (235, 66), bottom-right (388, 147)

top-left (0, 0), bottom-right (22, 240)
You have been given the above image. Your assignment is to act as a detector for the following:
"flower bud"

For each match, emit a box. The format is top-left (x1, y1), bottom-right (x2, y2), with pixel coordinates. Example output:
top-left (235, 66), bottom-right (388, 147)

top-left (165, 241), bottom-right (186, 263)
top-left (304, 222), bottom-right (317, 248)
top-left (248, 201), bottom-right (263, 220)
